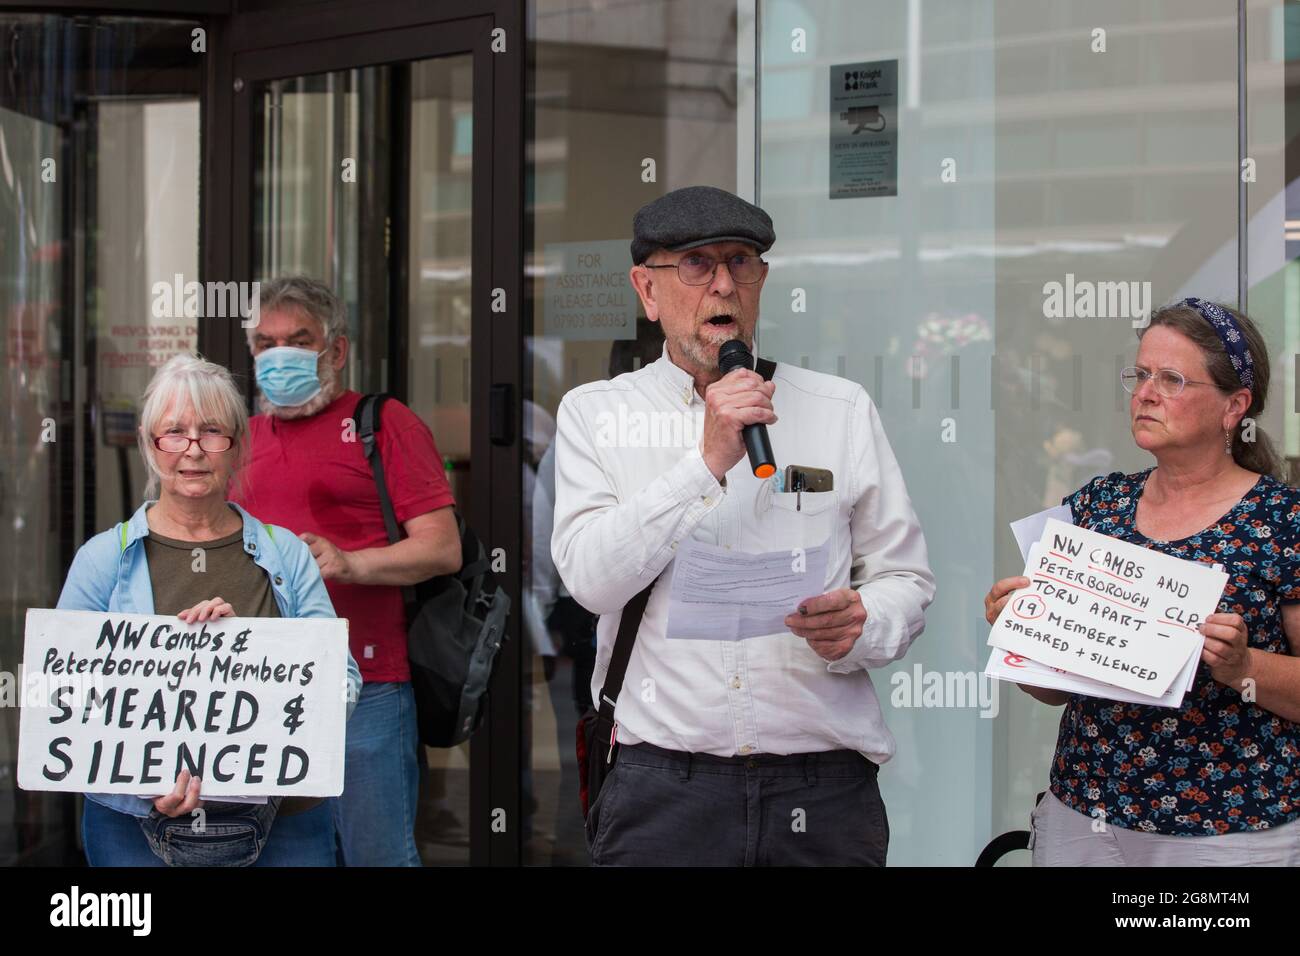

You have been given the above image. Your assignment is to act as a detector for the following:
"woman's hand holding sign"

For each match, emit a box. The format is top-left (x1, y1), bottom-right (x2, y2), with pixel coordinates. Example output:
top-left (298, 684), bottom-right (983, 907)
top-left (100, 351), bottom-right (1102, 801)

top-left (1200, 612), bottom-right (1251, 689)
top-left (153, 768), bottom-right (204, 818)
top-left (983, 576), bottom-right (1030, 626)
top-left (983, 575), bottom-right (1071, 706)
top-left (176, 596), bottom-right (235, 624)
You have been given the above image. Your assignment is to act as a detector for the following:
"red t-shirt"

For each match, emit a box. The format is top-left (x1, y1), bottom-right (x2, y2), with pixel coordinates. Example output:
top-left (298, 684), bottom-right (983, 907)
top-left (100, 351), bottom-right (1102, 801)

top-left (229, 389), bottom-right (455, 682)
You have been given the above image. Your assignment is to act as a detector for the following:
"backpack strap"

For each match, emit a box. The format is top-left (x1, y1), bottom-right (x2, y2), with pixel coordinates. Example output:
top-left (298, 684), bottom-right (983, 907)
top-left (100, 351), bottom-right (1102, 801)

top-left (755, 356), bottom-right (777, 382)
top-left (357, 393), bottom-right (480, 579)
top-left (355, 393), bottom-right (420, 613)
top-left (593, 576), bottom-right (658, 738)
top-left (355, 394), bottom-right (403, 547)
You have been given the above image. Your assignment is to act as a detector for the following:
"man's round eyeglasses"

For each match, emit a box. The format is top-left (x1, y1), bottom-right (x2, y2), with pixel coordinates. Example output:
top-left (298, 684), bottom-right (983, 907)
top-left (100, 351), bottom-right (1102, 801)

top-left (153, 434), bottom-right (234, 453)
top-left (644, 254), bottom-right (768, 286)
top-left (1120, 366), bottom-right (1219, 399)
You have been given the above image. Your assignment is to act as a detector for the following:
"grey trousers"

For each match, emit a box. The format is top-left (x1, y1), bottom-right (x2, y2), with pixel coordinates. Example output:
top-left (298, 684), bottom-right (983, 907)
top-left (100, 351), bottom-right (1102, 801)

top-left (1031, 789), bottom-right (1300, 866)
top-left (585, 742), bottom-right (889, 866)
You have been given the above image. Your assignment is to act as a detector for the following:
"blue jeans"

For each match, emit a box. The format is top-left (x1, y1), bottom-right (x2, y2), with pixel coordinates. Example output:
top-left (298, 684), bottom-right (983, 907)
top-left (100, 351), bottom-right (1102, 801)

top-left (330, 680), bottom-right (423, 866)
top-left (82, 798), bottom-right (336, 866)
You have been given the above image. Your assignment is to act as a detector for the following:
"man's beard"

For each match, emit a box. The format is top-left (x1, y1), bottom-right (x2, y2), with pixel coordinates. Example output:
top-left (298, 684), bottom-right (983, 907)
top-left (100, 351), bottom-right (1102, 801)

top-left (259, 358), bottom-right (342, 420)
top-left (676, 325), bottom-right (753, 372)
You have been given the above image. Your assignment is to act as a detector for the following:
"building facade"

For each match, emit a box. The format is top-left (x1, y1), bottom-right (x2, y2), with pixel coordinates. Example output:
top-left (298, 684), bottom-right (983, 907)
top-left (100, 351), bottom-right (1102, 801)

top-left (1, 0), bottom-right (1297, 865)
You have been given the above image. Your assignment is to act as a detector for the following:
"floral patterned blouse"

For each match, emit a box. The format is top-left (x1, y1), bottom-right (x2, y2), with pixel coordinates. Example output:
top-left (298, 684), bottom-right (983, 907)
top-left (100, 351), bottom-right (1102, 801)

top-left (1051, 468), bottom-right (1300, 835)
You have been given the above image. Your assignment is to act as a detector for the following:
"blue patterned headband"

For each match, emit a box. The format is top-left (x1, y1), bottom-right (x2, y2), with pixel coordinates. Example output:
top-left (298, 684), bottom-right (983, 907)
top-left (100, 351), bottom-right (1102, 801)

top-left (1179, 297), bottom-right (1254, 390)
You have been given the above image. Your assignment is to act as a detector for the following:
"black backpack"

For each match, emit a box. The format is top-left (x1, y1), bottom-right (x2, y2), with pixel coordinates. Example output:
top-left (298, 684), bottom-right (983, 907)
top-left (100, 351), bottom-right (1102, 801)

top-left (355, 394), bottom-right (511, 747)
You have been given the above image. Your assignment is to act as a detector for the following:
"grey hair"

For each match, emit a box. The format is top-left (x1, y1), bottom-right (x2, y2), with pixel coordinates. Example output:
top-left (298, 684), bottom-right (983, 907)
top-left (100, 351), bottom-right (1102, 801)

top-left (249, 275), bottom-right (348, 345)
top-left (138, 353), bottom-right (249, 500)
top-left (1140, 301), bottom-right (1287, 483)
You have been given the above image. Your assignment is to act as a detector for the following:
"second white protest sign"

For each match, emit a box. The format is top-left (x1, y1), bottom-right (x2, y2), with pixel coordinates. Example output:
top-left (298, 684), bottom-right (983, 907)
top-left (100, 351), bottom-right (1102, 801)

top-left (987, 518), bottom-right (1226, 695)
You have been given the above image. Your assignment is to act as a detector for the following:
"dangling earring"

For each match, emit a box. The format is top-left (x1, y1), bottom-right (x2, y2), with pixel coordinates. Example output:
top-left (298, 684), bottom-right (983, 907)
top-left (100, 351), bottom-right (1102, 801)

top-left (1225, 429), bottom-right (1232, 455)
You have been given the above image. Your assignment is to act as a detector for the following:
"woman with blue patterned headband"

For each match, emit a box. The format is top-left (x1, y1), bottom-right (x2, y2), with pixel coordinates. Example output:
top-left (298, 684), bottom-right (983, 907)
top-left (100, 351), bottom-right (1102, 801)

top-left (985, 299), bottom-right (1300, 865)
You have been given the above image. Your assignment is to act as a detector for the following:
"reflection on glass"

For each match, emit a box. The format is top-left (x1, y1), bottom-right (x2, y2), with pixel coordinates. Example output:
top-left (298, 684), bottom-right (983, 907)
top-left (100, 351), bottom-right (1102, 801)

top-left (0, 13), bottom-right (200, 865)
top-left (760, 0), bottom-right (1256, 865)
top-left (406, 55), bottom-right (474, 865)
top-left (254, 68), bottom-right (382, 389)
top-left (523, 0), bottom-right (742, 865)
top-left (253, 54), bottom-right (474, 864)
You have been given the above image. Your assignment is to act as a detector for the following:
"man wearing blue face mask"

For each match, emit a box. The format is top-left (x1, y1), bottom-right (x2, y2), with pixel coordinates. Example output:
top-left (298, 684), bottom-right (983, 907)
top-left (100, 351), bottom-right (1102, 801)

top-left (230, 275), bottom-right (463, 866)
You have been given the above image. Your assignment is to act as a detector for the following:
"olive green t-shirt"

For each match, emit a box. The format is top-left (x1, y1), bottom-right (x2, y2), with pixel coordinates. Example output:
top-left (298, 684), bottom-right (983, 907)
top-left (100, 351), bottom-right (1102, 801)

top-left (144, 527), bottom-right (281, 618)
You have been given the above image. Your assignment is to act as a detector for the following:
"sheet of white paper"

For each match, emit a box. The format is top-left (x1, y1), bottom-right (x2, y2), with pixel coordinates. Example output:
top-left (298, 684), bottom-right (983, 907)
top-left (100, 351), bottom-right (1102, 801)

top-left (1011, 505), bottom-right (1073, 562)
top-left (983, 626), bottom-right (1203, 709)
top-left (665, 537), bottom-right (830, 642)
top-left (988, 520), bottom-right (1225, 695)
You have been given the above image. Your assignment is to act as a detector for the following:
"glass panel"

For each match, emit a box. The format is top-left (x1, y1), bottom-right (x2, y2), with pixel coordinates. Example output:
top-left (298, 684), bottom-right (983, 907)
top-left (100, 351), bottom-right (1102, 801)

top-left (0, 13), bottom-right (200, 865)
top-left (406, 54), bottom-right (474, 864)
top-left (95, 99), bottom-right (202, 528)
top-left (254, 68), bottom-right (389, 391)
top-left (523, 0), bottom-right (742, 866)
top-left (251, 54), bottom-right (474, 865)
top-left (758, 0), bottom-right (1242, 865)
top-left (0, 98), bottom-right (67, 868)
top-left (1251, 2), bottom-right (1297, 473)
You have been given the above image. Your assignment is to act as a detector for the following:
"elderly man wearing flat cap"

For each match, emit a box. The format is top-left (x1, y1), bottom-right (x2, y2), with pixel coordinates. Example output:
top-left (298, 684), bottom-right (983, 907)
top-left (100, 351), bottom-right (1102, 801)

top-left (551, 185), bottom-right (935, 866)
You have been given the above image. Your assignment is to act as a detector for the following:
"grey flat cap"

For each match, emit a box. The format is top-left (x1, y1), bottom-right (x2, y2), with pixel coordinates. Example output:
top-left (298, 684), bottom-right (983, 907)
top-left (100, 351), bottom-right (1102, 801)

top-left (630, 186), bottom-right (775, 265)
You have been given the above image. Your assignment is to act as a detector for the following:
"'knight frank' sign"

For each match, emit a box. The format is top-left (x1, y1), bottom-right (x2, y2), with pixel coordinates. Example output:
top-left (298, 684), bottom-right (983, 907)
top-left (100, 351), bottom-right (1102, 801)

top-left (18, 609), bottom-right (349, 797)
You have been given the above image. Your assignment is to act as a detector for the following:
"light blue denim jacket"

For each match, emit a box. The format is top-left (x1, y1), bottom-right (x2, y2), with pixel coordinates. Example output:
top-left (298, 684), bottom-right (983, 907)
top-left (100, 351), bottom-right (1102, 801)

top-left (55, 500), bottom-right (362, 817)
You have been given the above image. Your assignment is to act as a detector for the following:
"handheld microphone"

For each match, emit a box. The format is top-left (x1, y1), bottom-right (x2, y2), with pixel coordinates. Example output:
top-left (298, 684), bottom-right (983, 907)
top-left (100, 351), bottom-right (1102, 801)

top-left (717, 339), bottom-right (777, 479)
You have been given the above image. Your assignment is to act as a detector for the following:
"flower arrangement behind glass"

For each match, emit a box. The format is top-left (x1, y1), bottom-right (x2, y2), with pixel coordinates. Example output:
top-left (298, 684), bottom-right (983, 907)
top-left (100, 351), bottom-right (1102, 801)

top-left (906, 313), bottom-right (992, 380)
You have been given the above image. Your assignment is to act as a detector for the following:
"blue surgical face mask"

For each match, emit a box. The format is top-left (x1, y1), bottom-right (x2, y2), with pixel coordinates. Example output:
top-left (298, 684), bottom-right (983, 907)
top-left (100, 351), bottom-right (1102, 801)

top-left (254, 345), bottom-right (325, 407)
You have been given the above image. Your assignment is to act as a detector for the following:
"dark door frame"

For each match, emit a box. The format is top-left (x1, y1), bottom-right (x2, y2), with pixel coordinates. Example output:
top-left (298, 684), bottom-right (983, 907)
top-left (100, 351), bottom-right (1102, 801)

top-left (0, 0), bottom-right (524, 866)
top-left (208, 0), bottom-right (524, 867)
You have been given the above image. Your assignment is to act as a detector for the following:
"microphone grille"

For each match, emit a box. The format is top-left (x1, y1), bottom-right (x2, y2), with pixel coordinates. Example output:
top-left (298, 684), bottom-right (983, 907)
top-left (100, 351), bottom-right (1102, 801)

top-left (717, 338), bottom-right (752, 373)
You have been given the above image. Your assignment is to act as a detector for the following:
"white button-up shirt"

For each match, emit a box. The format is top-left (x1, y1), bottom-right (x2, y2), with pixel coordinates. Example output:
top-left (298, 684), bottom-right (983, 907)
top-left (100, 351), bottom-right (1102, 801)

top-left (551, 343), bottom-right (935, 764)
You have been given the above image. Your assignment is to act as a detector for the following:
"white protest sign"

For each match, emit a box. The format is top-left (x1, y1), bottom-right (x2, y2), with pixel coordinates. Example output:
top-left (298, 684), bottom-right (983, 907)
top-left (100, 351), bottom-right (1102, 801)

top-left (984, 542), bottom-right (1203, 707)
top-left (18, 609), bottom-right (349, 797)
top-left (987, 518), bottom-right (1226, 695)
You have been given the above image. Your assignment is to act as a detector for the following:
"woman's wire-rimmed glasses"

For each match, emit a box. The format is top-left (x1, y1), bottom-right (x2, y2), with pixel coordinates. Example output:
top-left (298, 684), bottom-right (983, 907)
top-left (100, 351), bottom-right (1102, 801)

top-left (1120, 366), bottom-right (1219, 399)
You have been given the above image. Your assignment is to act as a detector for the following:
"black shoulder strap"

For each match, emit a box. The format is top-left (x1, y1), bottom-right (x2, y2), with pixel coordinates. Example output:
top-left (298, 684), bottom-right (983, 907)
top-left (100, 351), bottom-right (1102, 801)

top-left (355, 394), bottom-right (402, 546)
top-left (595, 577), bottom-right (657, 720)
top-left (756, 356), bottom-right (776, 382)
top-left (356, 393), bottom-right (421, 614)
